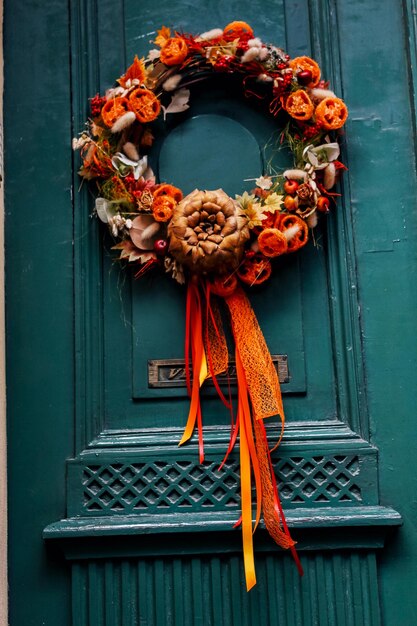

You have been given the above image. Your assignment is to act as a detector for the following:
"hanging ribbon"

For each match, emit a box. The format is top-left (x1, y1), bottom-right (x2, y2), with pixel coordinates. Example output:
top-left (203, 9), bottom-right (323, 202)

top-left (179, 279), bottom-right (302, 588)
top-left (179, 281), bottom-right (208, 463)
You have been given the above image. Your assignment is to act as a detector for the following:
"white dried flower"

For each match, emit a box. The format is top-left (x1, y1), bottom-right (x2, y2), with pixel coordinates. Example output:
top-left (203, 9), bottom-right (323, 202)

top-left (147, 48), bottom-right (161, 62)
top-left (123, 78), bottom-right (140, 90)
top-left (108, 213), bottom-right (128, 237)
top-left (303, 142), bottom-right (340, 170)
top-left (310, 88), bottom-right (336, 101)
top-left (283, 169), bottom-right (308, 181)
top-left (111, 112), bottom-right (136, 133)
top-left (95, 197), bottom-right (117, 223)
top-left (282, 224), bottom-right (300, 241)
top-left (197, 28), bottom-right (223, 41)
top-left (162, 74), bottom-right (182, 91)
top-left (111, 153), bottom-right (148, 180)
top-left (241, 48), bottom-right (260, 63)
top-left (255, 175), bottom-right (273, 190)
top-left (323, 163), bottom-right (336, 189)
top-left (258, 48), bottom-right (269, 61)
top-left (105, 86), bottom-right (125, 100)
top-left (248, 37), bottom-right (263, 48)
top-left (72, 135), bottom-right (90, 150)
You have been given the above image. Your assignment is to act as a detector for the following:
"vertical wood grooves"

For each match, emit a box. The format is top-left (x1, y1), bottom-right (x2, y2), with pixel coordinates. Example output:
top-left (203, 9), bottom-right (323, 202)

top-left (402, 0), bottom-right (417, 164)
top-left (307, 0), bottom-right (368, 439)
top-left (72, 552), bottom-right (381, 625)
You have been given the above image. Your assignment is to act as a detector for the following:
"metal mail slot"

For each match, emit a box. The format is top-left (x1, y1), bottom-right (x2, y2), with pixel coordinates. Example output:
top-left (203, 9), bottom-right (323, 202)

top-left (148, 355), bottom-right (289, 388)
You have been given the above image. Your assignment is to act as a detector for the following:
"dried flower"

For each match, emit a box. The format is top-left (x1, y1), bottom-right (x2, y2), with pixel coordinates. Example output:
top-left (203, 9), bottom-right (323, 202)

top-left (297, 183), bottom-right (316, 206)
top-left (169, 189), bottom-right (249, 275)
top-left (255, 175), bottom-right (273, 190)
top-left (111, 153), bottom-right (148, 180)
top-left (118, 56), bottom-right (146, 88)
top-left (303, 143), bottom-right (340, 170)
top-left (164, 257), bottom-right (185, 284)
top-left (130, 214), bottom-right (162, 250)
top-left (162, 74), bottom-right (183, 91)
top-left (160, 37), bottom-right (188, 66)
top-left (111, 111), bottom-right (136, 133)
top-left (263, 192), bottom-right (283, 213)
top-left (197, 28), bottom-right (223, 41)
top-left (72, 134), bottom-right (90, 150)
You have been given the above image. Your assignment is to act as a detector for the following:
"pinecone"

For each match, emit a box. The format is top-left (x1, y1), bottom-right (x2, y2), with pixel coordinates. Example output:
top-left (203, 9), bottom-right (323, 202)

top-left (168, 189), bottom-right (249, 275)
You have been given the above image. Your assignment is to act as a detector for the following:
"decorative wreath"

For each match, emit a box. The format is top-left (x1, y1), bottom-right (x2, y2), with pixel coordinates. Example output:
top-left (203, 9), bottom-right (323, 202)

top-left (74, 21), bottom-right (348, 591)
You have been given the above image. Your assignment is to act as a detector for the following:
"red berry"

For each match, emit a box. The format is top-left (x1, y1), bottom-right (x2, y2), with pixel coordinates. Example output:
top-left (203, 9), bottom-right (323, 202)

top-left (153, 239), bottom-right (168, 255)
top-left (317, 197), bottom-right (330, 213)
top-left (284, 195), bottom-right (298, 211)
top-left (297, 70), bottom-right (313, 85)
top-left (283, 180), bottom-right (299, 194)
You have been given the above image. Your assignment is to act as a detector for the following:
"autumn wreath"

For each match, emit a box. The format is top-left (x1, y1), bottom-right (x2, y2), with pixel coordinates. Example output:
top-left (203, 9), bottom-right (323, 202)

top-left (74, 21), bottom-right (348, 591)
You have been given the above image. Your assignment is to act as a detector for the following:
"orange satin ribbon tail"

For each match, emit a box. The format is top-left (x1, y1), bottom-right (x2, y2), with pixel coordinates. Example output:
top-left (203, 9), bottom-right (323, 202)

top-left (235, 346), bottom-right (263, 591)
top-left (179, 282), bottom-right (207, 462)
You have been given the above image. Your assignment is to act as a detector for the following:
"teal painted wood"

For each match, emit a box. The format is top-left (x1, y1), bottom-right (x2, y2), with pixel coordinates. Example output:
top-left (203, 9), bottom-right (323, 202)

top-left (71, 552), bottom-right (381, 626)
top-left (6, 0), bottom-right (417, 624)
top-left (48, 5), bottom-right (401, 626)
top-left (4, 0), bottom-right (74, 624)
top-left (71, 0), bottom-right (349, 446)
top-left (335, 0), bottom-right (417, 624)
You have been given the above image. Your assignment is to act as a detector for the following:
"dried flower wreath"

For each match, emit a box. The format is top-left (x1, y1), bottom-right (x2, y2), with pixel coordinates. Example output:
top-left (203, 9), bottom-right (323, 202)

top-left (74, 21), bottom-right (348, 590)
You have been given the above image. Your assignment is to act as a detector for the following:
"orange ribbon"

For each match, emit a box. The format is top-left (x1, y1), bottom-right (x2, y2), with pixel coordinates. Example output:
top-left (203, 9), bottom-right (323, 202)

top-left (179, 280), bottom-right (302, 589)
top-left (179, 282), bottom-right (207, 462)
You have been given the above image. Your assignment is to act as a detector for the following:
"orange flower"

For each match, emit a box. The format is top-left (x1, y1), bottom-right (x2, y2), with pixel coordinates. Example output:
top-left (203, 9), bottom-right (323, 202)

top-left (289, 56), bottom-right (321, 87)
top-left (154, 26), bottom-right (171, 48)
top-left (153, 184), bottom-right (183, 203)
top-left (315, 97), bottom-right (348, 130)
top-left (223, 21), bottom-right (254, 39)
top-left (160, 37), bottom-right (188, 66)
top-left (118, 56), bottom-right (146, 88)
top-left (258, 228), bottom-right (288, 257)
top-left (277, 214), bottom-right (309, 253)
top-left (285, 89), bottom-right (314, 121)
top-left (101, 97), bottom-right (132, 127)
top-left (129, 88), bottom-right (161, 123)
top-left (152, 195), bottom-right (177, 222)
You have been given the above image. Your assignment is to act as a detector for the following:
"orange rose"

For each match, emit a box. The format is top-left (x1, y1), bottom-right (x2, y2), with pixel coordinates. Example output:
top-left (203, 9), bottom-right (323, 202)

top-left (152, 195), bottom-right (177, 222)
top-left (160, 37), bottom-right (188, 66)
top-left (153, 184), bottom-right (183, 203)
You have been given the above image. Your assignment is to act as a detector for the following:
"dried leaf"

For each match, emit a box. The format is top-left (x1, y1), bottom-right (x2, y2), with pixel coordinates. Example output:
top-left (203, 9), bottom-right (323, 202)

top-left (161, 88), bottom-right (190, 120)
top-left (112, 241), bottom-right (156, 264)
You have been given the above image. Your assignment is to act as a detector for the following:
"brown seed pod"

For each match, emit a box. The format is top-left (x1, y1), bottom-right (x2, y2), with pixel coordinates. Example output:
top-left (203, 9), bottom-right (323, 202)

top-left (168, 189), bottom-right (250, 275)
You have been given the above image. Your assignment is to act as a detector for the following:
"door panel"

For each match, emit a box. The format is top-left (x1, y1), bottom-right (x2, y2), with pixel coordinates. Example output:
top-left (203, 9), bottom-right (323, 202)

top-left (7, 0), bottom-right (417, 624)
top-left (95, 1), bottom-right (337, 435)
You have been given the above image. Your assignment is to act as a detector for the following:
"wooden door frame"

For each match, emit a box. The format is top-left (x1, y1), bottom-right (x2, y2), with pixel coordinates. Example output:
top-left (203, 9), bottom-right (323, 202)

top-left (0, 1), bottom-right (7, 623)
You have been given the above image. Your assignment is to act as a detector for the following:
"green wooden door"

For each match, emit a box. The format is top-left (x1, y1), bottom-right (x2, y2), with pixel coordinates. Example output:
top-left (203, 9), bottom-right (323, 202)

top-left (6, 0), bottom-right (417, 624)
